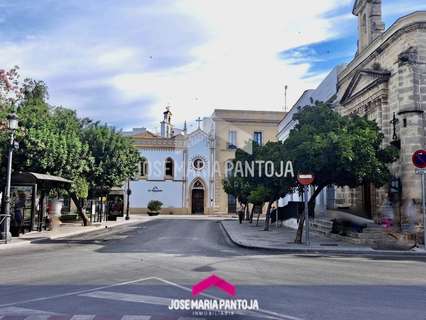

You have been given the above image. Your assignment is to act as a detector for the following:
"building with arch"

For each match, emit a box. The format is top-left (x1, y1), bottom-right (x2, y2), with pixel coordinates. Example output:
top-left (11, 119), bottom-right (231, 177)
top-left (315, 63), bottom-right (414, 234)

top-left (335, 0), bottom-right (426, 237)
top-left (125, 107), bottom-right (284, 214)
top-left (125, 107), bottom-right (215, 214)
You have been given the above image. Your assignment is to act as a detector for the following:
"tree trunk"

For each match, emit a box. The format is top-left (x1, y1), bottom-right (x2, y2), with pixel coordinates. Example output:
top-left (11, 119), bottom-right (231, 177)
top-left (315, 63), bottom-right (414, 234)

top-left (245, 204), bottom-right (250, 221)
top-left (70, 192), bottom-right (90, 226)
top-left (263, 201), bottom-right (273, 231)
top-left (294, 184), bottom-right (326, 243)
top-left (308, 184), bottom-right (326, 218)
top-left (249, 205), bottom-right (255, 223)
top-left (255, 203), bottom-right (263, 226)
top-left (295, 207), bottom-right (305, 244)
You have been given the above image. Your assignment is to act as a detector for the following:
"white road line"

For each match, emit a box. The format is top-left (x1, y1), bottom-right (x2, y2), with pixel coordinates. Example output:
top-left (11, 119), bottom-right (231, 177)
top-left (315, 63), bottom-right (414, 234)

top-left (0, 306), bottom-right (59, 316)
top-left (80, 291), bottom-right (170, 306)
top-left (69, 316), bottom-right (96, 320)
top-left (121, 316), bottom-right (151, 320)
top-left (23, 316), bottom-right (51, 320)
top-left (0, 277), bottom-right (154, 308)
top-left (151, 277), bottom-right (305, 320)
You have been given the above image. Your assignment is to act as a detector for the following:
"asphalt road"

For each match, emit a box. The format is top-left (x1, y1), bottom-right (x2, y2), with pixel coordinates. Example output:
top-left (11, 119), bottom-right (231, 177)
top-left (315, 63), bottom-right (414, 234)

top-left (0, 219), bottom-right (425, 320)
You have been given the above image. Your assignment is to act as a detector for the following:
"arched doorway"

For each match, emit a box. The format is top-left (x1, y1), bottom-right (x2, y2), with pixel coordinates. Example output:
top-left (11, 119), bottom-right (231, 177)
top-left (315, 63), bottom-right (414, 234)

top-left (191, 179), bottom-right (205, 214)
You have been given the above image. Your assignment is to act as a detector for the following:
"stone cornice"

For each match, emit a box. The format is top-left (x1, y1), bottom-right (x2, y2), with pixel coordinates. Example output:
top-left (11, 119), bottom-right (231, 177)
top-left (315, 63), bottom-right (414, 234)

top-left (340, 69), bottom-right (390, 105)
top-left (338, 86), bottom-right (388, 116)
top-left (338, 11), bottom-right (426, 84)
top-left (134, 139), bottom-right (186, 149)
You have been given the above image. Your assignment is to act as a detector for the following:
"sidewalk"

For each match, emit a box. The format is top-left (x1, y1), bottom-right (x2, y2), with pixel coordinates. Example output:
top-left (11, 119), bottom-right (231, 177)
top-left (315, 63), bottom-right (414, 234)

top-left (220, 220), bottom-right (426, 256)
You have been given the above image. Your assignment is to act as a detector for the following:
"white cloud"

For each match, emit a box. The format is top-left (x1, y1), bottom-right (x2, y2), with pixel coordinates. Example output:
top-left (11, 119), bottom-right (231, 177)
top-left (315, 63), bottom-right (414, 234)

top-left (109, 0), bottom-right (352, 127)
top-left (2, 0), bottom-right (396, 130)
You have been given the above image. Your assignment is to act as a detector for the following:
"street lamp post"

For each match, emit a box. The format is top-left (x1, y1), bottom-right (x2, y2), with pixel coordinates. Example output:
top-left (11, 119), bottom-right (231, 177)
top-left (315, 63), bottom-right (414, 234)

top-left (2, 112), bottom-right (19, 244)
top-left (125, 179), bottom-right (131, 220)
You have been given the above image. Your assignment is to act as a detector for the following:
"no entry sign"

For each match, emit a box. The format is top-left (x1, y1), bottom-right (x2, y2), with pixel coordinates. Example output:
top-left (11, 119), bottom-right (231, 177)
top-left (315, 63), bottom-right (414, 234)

top-left (297, 174), bottom-right (314, 186)
top-left (412, 150), bottom-right (426, 169)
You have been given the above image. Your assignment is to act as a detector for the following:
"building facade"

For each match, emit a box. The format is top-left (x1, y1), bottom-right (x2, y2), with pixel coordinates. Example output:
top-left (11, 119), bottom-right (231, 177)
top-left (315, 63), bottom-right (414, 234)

top-left (277, 65), bottom-right (345, 213)
top-left (335, 0), bottom-right (426, 237)
top-left (205, 109), bottom-right (285, 214)
top-left (127, 108), bottom-right (215, 215)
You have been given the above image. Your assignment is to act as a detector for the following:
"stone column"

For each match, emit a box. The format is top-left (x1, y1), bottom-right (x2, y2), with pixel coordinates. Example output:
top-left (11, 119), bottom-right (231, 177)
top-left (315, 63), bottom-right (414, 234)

top-left (397, 47), bottom-right (425, 236)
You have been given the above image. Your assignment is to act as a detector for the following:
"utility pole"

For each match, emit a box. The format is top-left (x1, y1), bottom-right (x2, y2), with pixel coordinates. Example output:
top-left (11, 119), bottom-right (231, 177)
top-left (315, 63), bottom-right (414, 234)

top-left (1, 112), bottom-right (19, 244)
top-left (284, 85), bottom-right (288, 112)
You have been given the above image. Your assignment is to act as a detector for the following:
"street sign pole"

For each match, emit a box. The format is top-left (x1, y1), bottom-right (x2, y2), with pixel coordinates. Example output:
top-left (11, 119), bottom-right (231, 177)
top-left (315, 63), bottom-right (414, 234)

top-left (298, 174), bottom-right (314, 247)
top-left (412, 150), bottom-right (426, 249)
top-left (304, 185), bottom-right (310, 246)
top-left (422, 173), bottom-right (426, 250)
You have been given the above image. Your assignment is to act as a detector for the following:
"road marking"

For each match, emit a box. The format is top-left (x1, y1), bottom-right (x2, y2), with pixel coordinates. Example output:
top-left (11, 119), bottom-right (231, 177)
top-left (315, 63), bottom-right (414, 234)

top-left (22, 316), bottom-right (51, 320)
top-left (0, 306), bottom-right (59, 316)
top-left (121, 316), bottom-right (151, 320)
top-left (80, 291), bottom-right (170, 306)
top-left (0, 276), bottom-right (304, 320)
top-left (151, 277), bottom-right (305, 320)
top-left (69, 316), bottom-right (96, 320)
top-left (0, 277), bottom-right (155, 309)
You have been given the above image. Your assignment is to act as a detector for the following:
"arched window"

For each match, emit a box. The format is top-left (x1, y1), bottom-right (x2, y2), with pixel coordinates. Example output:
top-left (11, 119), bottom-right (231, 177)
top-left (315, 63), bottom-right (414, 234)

top-left (139, 157), bottom-right (148, 179)
top-left (165, 157), bottom-right (174, 178)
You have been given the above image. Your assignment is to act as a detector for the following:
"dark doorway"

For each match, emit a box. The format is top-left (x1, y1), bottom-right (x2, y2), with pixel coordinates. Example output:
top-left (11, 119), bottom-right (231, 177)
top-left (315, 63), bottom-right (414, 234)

top-left (192, 189), bottom-right (204, 214)
top-left (228, 194), bottom-right (237, 214)
top-left (363, 183), bottom-right (372, 219)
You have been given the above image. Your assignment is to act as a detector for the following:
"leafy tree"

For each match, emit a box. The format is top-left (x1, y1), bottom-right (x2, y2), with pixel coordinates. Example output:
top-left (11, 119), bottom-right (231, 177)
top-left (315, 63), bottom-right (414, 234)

top-left (0, 66), bottom-right (21, 112)
top-left (81, 123), bottom-right (140, 198)
top-left (223, 142), bottom-right (294, 231)
top-left (254, 141), bottom-right (294, 230)
top-left (1, 71), bottom-right (140, 226)
top-left (223, 147), bottom-right (253, 221)
top-left (0, 80), bottom-right (94, 225)
top-left (285, 103), bottom-right (399, 243)
top-left (247, 186), bottom-right (268, 225)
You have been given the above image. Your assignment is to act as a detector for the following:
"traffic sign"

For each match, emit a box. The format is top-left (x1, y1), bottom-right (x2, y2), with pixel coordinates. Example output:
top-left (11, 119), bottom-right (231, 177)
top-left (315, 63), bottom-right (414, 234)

top-left (415, 168), bottom-right (426, 175)
top-left (297, 174), bottom-right (314, 186)
top-left (412, 150), bottom-right (426, 169)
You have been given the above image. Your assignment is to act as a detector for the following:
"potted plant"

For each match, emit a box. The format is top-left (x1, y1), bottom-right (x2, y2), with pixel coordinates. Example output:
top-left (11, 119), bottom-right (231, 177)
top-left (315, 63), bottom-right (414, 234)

top-left (147, 200), bottom-right (163, 216)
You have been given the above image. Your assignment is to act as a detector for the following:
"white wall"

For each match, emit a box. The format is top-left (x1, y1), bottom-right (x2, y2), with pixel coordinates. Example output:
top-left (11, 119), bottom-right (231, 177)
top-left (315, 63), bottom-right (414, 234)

top-left (140, 149), bottom-right (185, 181)
top-left (130, 180), bottom-right (184, 208)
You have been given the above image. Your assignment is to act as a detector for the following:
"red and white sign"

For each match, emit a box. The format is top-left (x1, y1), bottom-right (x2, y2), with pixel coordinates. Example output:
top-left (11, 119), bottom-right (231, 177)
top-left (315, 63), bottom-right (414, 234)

top-left (297, 174), bottom-right (314, 186)
top-left (412, 149), bottom-right (426, 169)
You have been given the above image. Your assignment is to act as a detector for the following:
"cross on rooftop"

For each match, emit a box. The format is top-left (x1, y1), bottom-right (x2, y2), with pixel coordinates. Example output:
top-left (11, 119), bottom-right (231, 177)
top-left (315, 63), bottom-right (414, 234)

top-left (196, 117), bottom-right (202, 129)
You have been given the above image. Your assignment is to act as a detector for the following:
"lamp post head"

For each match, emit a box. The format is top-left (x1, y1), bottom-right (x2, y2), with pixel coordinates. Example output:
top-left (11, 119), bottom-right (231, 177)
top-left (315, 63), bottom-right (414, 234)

top-left (7, 112), bottom-right (19, 130)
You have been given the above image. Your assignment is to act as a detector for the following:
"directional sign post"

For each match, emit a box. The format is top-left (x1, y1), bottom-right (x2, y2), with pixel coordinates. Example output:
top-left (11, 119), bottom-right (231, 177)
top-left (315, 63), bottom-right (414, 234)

top-left (298, 174), bottom-right (315, 246)
top-left (413, 150), bottom-right (426, 249)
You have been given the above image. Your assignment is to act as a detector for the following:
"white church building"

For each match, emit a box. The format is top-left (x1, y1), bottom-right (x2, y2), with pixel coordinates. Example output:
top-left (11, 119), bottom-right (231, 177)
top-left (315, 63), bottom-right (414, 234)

top-left (125, 107), bottom-right (216, 214)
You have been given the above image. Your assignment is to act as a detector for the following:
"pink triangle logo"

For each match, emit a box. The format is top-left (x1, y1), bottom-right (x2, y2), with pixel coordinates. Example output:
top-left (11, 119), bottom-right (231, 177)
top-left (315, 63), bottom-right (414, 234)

top-left (192, 274), bottom-right (236, 297)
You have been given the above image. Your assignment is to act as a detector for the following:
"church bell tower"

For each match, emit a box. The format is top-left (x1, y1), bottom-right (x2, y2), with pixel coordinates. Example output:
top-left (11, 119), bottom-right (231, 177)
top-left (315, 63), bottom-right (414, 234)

top-left (160, 106), bottom-right (173, 138)
top-left (353, 0), bottom-right (385, 53)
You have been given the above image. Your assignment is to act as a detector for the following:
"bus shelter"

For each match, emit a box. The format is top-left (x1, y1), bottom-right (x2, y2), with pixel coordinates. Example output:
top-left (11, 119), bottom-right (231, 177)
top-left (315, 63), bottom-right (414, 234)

top-left (9, 172), bottom-right (72, 233)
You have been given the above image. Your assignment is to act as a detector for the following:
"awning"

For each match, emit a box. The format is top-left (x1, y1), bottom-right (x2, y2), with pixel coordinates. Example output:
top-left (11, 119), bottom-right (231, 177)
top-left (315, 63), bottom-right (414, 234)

top-left (11, 172), bottom-right (72, 190)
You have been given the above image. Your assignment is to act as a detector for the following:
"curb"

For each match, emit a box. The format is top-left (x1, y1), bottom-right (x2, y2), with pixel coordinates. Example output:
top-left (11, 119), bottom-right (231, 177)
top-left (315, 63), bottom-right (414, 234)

top-left (219, 221), bottom-right (426, 257)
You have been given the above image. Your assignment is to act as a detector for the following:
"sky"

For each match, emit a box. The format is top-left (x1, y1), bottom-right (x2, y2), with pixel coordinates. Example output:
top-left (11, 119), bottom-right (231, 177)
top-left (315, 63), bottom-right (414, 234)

top-left (0, 0), bottom-right (425, 132)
